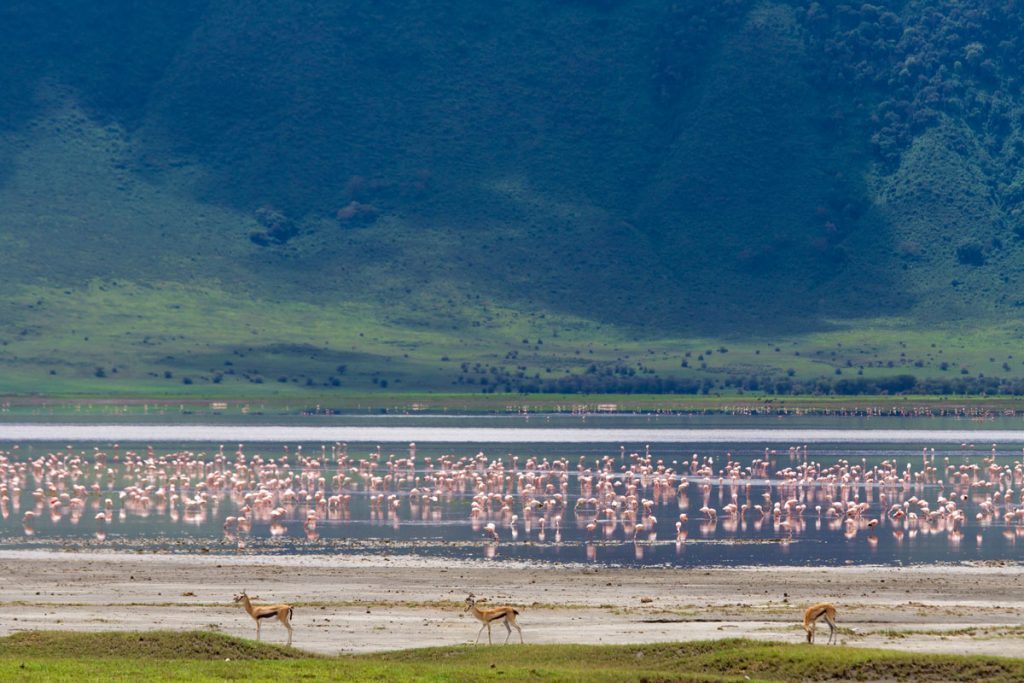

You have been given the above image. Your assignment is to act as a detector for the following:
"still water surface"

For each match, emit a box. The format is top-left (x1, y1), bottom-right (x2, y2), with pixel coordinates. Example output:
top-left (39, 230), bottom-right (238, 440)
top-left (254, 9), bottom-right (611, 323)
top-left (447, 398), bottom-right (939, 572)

top-left (1, 416), bottom-right (1022, 566)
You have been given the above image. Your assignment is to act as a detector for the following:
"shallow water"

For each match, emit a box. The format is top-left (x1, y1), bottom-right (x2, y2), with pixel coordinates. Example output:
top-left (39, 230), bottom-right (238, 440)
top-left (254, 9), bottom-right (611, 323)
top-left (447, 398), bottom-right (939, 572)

top-left (0, 417), bottom-right (1022, 566)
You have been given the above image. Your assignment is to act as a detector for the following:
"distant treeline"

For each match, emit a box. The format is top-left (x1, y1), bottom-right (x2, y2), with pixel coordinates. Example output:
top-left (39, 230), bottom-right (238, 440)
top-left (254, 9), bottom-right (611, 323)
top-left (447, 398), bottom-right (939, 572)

top-left (483, 374), bottom-right (1024, 396)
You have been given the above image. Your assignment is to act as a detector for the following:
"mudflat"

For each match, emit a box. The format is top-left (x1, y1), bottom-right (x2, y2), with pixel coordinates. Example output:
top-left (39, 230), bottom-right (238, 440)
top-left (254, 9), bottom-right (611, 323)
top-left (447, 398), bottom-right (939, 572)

top-left (0, 551), bottom-right (1020, 656)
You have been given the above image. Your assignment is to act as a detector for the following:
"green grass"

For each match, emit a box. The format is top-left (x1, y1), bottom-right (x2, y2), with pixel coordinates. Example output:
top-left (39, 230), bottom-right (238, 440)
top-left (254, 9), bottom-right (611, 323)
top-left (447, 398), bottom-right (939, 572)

top-left (1, 262), bottom-right (1024, 401)
top-left (1, 631), bottom-right (1023, 682)
top-left (0, 630), bottom-right (311, 660)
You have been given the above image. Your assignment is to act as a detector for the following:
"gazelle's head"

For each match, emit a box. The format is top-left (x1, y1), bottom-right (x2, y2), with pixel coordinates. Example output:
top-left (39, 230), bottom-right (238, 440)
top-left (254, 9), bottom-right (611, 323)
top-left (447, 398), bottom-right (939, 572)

top-left (464, 593), bottom-right (476, 611)
top-left (233, 590), bottom-right (248, 603)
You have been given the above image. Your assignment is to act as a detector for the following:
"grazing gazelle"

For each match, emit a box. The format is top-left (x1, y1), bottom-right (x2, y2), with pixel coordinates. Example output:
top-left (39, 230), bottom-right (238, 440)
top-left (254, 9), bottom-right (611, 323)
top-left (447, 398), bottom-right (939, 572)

top-left (233, 590), bottom-right (294, 646)
top-left (465, 593), bottom-right (523, 645)
top-left (803, 602), bottom-right (838, 644)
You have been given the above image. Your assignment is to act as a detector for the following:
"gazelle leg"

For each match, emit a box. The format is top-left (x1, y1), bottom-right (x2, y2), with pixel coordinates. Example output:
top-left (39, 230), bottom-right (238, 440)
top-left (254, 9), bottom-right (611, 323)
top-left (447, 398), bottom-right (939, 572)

top-left (487, 623), bottom-right (493, 645)
top-left (512, 621), bottom-right (523, 644)
top-left (476, 623), bottom-right (487, 644)
top-left (283, 618), bottom-right (293, 646)
top-left (504, 620), bottom-right (512, 644)
top-left (256, 620), bottom-right (261, 641)
top-left (825, 616), bottom-right (837, 644)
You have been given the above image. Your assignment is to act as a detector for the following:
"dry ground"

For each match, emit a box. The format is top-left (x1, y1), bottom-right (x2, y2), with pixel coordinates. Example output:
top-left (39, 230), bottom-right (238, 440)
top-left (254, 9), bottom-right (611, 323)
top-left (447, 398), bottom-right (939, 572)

top-left (0, 551), bottom-right (1021, 656)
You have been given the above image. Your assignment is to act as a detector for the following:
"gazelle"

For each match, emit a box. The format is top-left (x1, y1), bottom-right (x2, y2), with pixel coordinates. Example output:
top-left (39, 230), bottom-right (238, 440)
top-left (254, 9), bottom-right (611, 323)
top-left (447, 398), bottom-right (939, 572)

top-left (465, 593), bottom-right (523, 645)
top-left (803, 602), bottom-right (838, 644)
top-left (233, 590), bottom-right (294, 646)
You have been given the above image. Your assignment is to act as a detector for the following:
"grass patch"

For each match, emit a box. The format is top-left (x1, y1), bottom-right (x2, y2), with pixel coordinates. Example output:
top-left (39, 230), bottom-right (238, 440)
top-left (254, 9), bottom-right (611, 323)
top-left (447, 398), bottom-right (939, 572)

top-left (0, 630), bottom-right (310, 660)
top-left (0, 631), bottom-right (1023, 682)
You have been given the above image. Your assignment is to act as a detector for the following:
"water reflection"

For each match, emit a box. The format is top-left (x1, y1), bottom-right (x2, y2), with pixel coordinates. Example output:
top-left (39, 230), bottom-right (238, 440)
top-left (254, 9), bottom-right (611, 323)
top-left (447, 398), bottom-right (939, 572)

top-left (0, 439), bottom-right (1021, 566)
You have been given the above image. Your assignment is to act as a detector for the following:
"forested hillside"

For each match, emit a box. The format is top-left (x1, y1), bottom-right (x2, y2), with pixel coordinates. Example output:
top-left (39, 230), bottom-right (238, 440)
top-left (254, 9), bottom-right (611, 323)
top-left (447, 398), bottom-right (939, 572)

top-left (1, 1), bottom-right (1023, 396)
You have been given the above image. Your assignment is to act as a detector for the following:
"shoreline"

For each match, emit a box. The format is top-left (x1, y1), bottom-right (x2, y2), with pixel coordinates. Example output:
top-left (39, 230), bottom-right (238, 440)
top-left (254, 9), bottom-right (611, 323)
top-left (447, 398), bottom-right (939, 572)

top-left (0, 548), bottom-right (1020, 573)
top-left (5, 394), bottom-right (1024, 418)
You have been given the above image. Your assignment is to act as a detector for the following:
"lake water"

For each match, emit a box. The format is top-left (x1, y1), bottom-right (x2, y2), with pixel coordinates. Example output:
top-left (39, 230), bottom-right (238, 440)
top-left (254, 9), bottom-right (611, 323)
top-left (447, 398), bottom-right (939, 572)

top-left (1, 415), bottom-right (1022, 566)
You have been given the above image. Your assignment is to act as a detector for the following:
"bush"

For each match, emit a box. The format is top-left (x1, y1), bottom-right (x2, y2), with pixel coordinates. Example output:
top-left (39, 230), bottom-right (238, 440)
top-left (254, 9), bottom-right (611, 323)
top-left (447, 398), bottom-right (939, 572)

top-left (956, 243), bottom-right (986, 266)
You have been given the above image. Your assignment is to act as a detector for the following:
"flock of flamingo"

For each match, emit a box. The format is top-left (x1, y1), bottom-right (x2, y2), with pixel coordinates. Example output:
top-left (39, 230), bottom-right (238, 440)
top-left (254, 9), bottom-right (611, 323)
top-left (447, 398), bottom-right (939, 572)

top-left (0, 440), bottom-right (1022, 560)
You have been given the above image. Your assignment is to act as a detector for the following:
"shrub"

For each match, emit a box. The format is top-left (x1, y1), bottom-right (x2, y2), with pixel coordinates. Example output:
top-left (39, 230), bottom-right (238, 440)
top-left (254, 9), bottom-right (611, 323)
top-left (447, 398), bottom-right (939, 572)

top-left (956, 243), bottom-right (986, 266)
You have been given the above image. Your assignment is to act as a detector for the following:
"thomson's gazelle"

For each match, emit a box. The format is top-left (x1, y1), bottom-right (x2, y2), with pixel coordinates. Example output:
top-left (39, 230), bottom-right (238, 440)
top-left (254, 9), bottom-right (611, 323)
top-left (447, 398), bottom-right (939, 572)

top-left (233, 590), bottom-right (294, 646)
top-left (465, 593), bottom-right (523, 645)
top-left (803, 602), bottom-right (837, 644)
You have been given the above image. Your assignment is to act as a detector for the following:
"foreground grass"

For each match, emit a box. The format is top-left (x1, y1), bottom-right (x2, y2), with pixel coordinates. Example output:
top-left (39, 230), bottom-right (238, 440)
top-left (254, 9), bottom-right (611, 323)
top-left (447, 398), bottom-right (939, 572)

top-left (1, 631), bottom-right (1023, 682)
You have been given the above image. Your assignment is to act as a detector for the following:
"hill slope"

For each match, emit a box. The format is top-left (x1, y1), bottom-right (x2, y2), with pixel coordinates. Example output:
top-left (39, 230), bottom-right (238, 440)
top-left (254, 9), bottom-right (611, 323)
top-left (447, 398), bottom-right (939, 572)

top-left (1, 1), bottom-right (1024, 396)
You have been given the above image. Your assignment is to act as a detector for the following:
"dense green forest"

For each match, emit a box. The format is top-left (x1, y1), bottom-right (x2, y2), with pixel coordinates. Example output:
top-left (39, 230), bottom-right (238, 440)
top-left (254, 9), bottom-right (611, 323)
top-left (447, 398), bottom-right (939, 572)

top-left (1, 1), bottom-right (1024, 398)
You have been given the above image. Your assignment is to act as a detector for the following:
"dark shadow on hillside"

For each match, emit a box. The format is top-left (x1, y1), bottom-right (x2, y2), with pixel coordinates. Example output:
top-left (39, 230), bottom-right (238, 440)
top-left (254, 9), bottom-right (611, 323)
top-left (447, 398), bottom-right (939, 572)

top-left (621, 2), bottom-right (910, 336)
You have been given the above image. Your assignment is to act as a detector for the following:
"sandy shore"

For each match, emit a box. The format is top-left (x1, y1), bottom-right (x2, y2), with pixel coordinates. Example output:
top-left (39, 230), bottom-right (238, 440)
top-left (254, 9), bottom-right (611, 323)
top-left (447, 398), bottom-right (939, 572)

top-left (0, 551), bottom-right (1021, 657)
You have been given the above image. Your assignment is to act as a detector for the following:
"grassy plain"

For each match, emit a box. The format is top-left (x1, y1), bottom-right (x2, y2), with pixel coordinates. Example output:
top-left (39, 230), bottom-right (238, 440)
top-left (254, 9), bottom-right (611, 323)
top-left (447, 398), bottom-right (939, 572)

top-left (2, 631), bottom-right (1023, 682)
top-left (2, 268), bottom-right (1024, 401)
